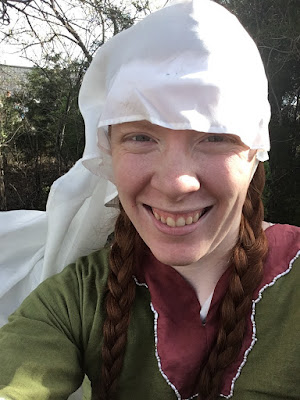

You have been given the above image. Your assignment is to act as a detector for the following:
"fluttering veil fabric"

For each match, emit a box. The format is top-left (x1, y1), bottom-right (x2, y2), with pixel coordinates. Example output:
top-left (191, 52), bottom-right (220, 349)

top-left (0, 2), bottom-right (271, 400)
top-left (0, 167), bottom-right (118, 327)
top-left (0, 0), bottom-right (270, 338)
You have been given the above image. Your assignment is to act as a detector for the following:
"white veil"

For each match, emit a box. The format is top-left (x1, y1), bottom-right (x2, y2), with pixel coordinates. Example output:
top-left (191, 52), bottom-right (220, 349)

top-left (0, 162), bottom-right (118, 326)
top-left (0, 2), bottom-right (271, 399)
top-left (0, 0), bottom-right (270, 338)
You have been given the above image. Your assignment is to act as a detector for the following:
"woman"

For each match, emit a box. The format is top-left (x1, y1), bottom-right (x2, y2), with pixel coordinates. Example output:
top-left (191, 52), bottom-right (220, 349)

top-left (0, 0), bottom-right (299, 399)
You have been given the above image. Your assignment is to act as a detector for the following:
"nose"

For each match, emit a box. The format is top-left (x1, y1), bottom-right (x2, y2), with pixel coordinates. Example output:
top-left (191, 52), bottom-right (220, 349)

top-left (151, 151), bottom-right (200, 201)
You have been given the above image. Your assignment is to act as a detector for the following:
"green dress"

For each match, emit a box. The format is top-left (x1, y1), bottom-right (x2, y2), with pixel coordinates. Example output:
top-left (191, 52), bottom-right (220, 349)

top-left (0, 224), bottom-right (299, 399)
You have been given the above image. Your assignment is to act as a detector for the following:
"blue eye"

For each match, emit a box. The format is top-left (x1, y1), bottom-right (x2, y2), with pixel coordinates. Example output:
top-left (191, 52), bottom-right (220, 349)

top-left (132, 134), bottom-right (152, 142)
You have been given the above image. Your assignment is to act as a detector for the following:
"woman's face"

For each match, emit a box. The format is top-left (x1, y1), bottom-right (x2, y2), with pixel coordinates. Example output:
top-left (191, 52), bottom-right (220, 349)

top-left (110, 121), bottom-right (257, 267)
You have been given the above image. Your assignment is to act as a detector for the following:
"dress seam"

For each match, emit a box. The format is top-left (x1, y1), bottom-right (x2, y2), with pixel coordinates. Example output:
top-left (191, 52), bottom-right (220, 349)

top-left (133, 250), bottom-right (300, 399)
top-left (220, 249), bottom-right (300, 398)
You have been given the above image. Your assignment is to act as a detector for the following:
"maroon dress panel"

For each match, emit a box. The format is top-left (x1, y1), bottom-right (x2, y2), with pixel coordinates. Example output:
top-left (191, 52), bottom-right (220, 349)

top-left (135, 224), bottom-right (300, 398)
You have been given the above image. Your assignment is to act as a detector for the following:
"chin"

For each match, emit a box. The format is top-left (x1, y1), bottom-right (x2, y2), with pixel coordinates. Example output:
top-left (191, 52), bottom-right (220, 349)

top-left (150, 247), bottom-right (203, 267)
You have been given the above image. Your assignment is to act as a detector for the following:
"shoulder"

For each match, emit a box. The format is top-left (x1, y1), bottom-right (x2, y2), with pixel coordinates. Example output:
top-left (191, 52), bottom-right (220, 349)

top-left (265, 223), bottom-right (300, 246)
top-left (264, 223), bottom-right (299, 275)
top-left (58, 246), bottom-right (111, 285)
top-left (253, 224), bottom-right (300, 302)
top-left (11, 247), bottom-right (111, 323)
top-left (46, 246), bottom-right (111, 288)
top-left (229, 225), bottom-right (300, 398)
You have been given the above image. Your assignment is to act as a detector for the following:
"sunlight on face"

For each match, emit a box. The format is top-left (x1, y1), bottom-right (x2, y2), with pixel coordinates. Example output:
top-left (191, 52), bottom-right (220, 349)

top-left (110, 121), bottom-right (256, 268)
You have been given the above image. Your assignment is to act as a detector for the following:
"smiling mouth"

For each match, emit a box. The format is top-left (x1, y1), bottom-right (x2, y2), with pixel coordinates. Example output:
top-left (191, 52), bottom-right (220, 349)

top-left (148, 206), bottom-right (211, 227)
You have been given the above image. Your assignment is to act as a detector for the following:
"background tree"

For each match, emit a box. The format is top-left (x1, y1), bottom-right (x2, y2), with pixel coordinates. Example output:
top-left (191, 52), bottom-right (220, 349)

top-left (0, 0), bottom-right (155, 64)
top-left (0, 0), bottom-right (299, 225)
top-left (0, 56), bottom-right (86, 209)
top-left (215, 0), bottom-right (300, 225)
top-left (0, 91), bottom-right (25, 209)
top-left (0, 0), bottom-right (160, 210)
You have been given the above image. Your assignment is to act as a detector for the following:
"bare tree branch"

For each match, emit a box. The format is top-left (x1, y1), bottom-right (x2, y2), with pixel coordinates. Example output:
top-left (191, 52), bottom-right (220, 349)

top-left (1, 0), bottom-right (33, 25)
top-left (1, 0), bottom-right (164, 67)
top-left (49, 0), bottom-right (92, 61)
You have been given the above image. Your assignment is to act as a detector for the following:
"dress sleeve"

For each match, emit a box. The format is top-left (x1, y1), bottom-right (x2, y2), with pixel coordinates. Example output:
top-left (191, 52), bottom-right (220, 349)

top-left (0, 262), bottom-right (86, 400)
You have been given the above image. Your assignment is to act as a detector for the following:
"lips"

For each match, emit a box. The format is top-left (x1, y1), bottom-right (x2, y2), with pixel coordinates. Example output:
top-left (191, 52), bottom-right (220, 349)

top-left (151, 206), bottom-right (210, 227)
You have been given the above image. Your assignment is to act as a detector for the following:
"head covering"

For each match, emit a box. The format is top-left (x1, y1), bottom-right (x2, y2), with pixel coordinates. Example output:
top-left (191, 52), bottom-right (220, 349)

top-left (79, 0), bottom-right (271, 182)
top-left (0, 0), bottom-right (270, 328)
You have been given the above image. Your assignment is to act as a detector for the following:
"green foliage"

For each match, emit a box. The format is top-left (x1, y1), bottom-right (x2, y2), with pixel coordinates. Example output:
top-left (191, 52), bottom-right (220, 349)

top-left (1, 0), bottom-right (299, 225)
top-left (22, 57), bottom-right (86, 166)
top-left (1, 0), bottom-right (147, 211)
top-left (0, 57), bottom-right (85, 210)
top-left (215, 0), bottom-right (300, 226)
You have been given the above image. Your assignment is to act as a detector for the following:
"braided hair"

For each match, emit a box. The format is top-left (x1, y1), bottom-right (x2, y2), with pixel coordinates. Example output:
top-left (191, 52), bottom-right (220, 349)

top-left (97, 162), bottom-right (268, 400)
top-left (97, 206), bottom-right (144, 400)
top-left (197, 162), bottom-right (268, 399)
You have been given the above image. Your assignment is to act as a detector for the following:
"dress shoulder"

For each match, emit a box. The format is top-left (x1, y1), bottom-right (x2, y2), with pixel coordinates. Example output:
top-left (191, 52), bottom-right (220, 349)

top-left (264, 223), bottom-right (299, 275)
top-left (0, 247), bottom-right (111, 399)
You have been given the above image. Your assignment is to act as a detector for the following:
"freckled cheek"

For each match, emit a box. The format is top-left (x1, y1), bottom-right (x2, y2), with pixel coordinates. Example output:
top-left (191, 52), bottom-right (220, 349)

top-left (112, 156), bottom-right (152, 197)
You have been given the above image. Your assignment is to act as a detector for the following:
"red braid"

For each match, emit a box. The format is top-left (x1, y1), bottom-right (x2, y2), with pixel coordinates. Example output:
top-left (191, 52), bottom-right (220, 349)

top-left (197, 163), bottom-right (268, 399)
top-left (97, 163), bottom-right (268, 400)
top-left (95, 206), bottom-right (143, 400)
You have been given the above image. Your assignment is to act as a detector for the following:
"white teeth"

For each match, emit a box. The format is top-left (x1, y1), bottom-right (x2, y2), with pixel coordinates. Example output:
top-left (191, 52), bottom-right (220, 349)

top-left (193, 212), bottom-right (200, 223)
top-left (176, 217), bottom-right (186, 227)
top-left (161, 216), bottom-right (166, 223)
top-left (166, 217), bottom-right (176, 227)
top-left (186, 216), bottom-right (193, 225)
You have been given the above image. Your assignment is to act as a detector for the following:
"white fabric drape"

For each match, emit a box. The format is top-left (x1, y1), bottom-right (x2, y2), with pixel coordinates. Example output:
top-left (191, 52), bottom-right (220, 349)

top-left (0, 161), bottom-right (118, 327)
top-left (0, 3), bottom-right (271, 399)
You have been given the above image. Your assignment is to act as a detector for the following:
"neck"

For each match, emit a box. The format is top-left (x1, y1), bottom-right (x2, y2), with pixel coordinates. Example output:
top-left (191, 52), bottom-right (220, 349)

top-left (173, 221), bottom-right (270, 306)
top-left (172, 252), bottom-right (230, 306)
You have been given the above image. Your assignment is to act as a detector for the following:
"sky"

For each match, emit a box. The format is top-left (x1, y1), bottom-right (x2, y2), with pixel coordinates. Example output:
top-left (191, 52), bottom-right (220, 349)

top-left (1, 43), bottom-right (35, 67)
top-left (0, 9), bottom-right (36, 67)
top-left (0, 0), bottom-right (167, 67)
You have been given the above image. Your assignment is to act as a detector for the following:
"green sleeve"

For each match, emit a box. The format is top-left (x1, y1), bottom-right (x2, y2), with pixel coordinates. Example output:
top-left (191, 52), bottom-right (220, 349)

top-left (0, 248), bottom-right (110, 400)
